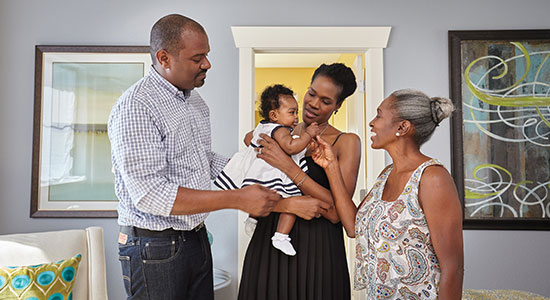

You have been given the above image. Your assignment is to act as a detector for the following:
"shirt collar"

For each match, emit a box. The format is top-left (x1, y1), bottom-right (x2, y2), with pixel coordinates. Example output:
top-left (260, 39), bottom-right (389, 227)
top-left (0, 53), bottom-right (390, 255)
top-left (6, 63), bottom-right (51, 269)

top-left (148, 65), bottom-right (191, 101)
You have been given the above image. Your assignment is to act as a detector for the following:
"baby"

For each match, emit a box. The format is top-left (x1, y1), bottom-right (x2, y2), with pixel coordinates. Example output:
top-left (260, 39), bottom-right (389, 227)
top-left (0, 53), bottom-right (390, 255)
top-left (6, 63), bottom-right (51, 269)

top-left (214, 84), bottom-right (319, 256)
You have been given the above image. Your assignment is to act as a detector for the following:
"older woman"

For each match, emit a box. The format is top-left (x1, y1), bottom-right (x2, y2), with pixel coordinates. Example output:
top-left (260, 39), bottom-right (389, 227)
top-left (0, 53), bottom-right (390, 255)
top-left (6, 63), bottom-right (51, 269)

top-left (312, 89), bottom-right (464, 300)
top-left (238, 63), bottom-right (361, 300)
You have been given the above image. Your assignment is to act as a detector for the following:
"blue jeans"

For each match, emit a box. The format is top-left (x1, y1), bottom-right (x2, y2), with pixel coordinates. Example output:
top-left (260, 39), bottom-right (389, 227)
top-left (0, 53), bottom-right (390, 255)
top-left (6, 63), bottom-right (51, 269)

top-left (118, 226), bottom-right (214, 300)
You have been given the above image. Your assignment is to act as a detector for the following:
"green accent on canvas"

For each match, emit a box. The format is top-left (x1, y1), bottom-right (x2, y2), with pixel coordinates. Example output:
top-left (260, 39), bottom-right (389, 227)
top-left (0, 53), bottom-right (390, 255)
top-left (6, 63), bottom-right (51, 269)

top-left (534, 53), bottom-right (550, 128)
top-left (0, 254), bottom-right (81, 300)
top-left (465, 164), bottom-right (512, 199)
top-left (513, 180), bottom-right (534, 196)
top-left (464, 42), bottom-right (550, 107)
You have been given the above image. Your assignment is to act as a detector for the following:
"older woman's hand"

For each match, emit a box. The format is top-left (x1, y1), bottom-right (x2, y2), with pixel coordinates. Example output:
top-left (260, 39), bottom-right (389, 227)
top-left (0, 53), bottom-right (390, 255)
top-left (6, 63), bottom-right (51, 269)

top-left (311, 135), bottom-right (337, 169)
top-left (256, 133), bottom-right (296, 173)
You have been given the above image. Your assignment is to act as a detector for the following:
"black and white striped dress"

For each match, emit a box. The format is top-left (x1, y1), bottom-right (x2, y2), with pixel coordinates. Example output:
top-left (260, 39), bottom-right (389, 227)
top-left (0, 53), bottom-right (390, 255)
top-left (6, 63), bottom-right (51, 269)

top-left (214, 121), bottom-right (307, 198)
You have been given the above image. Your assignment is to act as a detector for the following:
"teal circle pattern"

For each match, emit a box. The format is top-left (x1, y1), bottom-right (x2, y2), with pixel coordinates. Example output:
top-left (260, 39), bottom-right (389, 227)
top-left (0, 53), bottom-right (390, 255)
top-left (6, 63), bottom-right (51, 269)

top-left (48, 293), bottom-right (63, 300)
top-left (0, 275), bottom-right (6, 289)
top-left (25, 298), bottom-right (39, 300)
top-left (11, 275), bottom-right (31, 289)
top-left (37, 271), bottom-right (55, 286)
top-left (207, 230), bottom-right (213, 245)
top-left (61, 266), bottom-right (75, 282)
top-left (68, 292), bottom-right (73, 300)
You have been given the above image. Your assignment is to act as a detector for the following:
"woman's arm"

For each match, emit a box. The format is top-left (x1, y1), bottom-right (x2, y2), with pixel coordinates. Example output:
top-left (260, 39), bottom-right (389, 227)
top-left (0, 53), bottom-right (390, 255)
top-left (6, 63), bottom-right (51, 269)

top-left (258, 132), bottom-right (361, 224)
top-left (311, 135), bottom-right (360, 237)
top-left (243, 130), bottom-right (253, 147)
top-left (257, 134), bottom-right (334, 217)
top-left (419, 166), bottom-right (464, 300)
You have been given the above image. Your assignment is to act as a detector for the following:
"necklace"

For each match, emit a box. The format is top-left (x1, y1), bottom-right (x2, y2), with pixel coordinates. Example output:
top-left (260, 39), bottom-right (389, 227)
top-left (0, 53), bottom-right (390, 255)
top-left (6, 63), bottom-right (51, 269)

top-left (306, 124), bottom-right (330, 153)
top-left (318, 124), bottom-right (330, 137)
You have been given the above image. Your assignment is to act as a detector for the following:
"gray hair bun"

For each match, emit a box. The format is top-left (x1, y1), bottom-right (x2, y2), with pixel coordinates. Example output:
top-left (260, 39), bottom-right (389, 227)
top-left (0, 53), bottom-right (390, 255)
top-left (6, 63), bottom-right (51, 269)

top-left (429, 97), bottom-right (454, 124)
top-left (391, 89), bottom-right (455, 146)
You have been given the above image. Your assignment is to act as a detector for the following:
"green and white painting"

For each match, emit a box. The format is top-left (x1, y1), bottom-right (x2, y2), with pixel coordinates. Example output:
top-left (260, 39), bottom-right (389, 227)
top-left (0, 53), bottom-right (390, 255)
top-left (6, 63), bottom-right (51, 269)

top-left (459, 37), bottom-right (550, 223)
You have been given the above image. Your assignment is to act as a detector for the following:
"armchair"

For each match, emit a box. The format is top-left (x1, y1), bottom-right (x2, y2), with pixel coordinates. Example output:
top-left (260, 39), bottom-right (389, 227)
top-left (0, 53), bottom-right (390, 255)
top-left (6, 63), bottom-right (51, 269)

top-left (0, 226), bottom-right (108, 299)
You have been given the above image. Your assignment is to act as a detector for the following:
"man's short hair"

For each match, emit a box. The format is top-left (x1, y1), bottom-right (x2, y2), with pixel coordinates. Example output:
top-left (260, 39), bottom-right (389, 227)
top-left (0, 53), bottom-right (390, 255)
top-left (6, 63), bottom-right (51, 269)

top-left (150, 14), bottom-right (206, 64)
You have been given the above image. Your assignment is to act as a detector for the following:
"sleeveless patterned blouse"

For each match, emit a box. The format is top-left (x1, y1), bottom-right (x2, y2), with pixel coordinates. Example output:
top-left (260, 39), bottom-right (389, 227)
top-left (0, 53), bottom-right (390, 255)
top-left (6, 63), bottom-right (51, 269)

top-left (354, 159), bottom-right (442, 299)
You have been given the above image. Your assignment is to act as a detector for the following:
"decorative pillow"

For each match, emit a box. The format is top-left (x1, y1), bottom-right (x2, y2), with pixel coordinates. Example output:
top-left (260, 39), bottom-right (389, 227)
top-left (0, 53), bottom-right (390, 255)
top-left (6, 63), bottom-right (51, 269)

top-left (0, 254), bottom-right (81, 300)
top-left (463, 289), bottom-right (550, 300)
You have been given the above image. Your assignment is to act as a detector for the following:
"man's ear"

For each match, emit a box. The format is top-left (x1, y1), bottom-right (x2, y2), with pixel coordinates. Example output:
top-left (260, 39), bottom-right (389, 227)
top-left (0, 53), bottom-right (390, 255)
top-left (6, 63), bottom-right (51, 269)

top-left (155, 49), bottom-right (170, 69)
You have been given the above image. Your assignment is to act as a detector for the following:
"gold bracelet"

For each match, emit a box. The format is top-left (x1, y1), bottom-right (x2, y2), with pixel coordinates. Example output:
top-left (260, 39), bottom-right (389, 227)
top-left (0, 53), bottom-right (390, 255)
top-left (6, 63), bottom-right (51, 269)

top-left (291, 171), bottom-right (301, 182)
top-left (296, 173), bottom-right (307, 187)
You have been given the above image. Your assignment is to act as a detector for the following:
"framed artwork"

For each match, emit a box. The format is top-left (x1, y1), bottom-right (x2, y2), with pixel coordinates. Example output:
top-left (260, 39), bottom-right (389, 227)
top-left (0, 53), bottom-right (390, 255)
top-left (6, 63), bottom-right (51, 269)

top-left (31, 45), bottom-right (151, 217)
top-left (449, 30), bottom-right (550, 230)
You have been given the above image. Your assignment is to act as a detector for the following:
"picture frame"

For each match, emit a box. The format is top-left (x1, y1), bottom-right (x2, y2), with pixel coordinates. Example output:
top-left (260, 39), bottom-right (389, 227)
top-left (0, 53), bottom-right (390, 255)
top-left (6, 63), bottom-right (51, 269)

top-left (31, 45), bottom-right (151, 217)
top-left (449, 30), bottom-right (550, 230)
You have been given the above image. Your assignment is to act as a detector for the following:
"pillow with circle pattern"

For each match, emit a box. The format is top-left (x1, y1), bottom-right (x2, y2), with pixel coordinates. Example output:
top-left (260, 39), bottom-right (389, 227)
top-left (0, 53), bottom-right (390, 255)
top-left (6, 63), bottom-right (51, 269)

top-left (0, 254), bottom-right (81, 300)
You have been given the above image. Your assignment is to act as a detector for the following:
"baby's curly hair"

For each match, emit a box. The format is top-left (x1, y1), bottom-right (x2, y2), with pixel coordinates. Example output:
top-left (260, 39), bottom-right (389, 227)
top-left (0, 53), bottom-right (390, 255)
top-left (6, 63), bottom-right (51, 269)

top-left (259, 84), bottom-right (295, 121)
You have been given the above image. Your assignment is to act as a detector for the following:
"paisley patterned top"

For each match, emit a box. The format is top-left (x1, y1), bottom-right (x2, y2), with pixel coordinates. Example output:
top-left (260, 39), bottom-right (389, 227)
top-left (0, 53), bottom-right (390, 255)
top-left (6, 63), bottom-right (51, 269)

top-left (354, 159), bottom-right (442, 299)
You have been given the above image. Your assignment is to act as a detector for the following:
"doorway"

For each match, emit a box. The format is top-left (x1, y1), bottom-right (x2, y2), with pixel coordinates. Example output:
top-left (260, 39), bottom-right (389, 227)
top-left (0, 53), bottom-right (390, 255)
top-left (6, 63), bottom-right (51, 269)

top-left (232, 26), bottom-right (391, 300)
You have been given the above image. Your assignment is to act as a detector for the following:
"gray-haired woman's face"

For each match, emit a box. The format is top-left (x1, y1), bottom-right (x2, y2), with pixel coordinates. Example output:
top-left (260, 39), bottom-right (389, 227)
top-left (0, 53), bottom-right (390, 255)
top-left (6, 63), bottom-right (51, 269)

top-left (368, 96), bottom-right (401, 149)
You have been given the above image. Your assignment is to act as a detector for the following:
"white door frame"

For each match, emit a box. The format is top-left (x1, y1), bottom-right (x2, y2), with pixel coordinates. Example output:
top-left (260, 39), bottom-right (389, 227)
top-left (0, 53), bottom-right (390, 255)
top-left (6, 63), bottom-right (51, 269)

top-left (231, 26), bottom-right (391, 297)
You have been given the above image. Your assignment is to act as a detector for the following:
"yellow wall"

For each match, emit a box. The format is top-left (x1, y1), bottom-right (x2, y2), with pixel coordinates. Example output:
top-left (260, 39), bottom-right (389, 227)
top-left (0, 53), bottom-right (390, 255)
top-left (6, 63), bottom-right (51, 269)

top-left (254, 67), bottom-right (315, 125)
top-left (254, 55), bottom-right (363, 132)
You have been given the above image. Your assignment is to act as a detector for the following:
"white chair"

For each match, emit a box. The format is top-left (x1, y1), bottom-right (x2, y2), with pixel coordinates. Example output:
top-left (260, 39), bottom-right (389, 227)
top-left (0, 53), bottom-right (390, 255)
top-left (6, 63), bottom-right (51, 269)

top-left (0, 226), bottom-right (108, 300)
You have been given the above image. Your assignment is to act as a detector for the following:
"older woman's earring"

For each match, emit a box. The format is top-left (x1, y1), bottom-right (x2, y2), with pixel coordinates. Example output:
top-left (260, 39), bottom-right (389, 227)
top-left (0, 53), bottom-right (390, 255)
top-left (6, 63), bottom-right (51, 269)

top-left (395, 132), bottom-right (400, 136)
top-left (334, 109), bottom-right (338, 114)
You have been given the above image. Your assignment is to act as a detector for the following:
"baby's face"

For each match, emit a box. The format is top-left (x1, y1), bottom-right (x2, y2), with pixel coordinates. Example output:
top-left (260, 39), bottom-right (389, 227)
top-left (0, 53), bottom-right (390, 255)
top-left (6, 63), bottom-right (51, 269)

top-left (275, 95), bottom-right (299, 128)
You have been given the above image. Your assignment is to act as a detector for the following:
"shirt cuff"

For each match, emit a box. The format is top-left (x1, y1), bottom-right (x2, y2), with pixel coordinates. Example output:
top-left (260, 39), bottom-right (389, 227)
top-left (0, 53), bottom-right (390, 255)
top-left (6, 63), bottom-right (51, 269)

top-left (210, 152), bottom-right (228, 180)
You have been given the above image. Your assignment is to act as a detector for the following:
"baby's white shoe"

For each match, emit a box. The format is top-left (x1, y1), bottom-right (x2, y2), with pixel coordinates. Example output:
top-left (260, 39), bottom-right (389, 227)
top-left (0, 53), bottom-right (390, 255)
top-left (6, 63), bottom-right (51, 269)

top-left (244, 217), bottom-right (257, 236)
top-left (271, 232), bottom-right (296, 256)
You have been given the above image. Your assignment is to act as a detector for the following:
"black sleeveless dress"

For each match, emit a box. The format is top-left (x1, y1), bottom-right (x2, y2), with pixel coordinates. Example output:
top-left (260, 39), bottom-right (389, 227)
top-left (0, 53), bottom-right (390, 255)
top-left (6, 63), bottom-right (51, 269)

top-left (238, 153), bottom-right (351, 300)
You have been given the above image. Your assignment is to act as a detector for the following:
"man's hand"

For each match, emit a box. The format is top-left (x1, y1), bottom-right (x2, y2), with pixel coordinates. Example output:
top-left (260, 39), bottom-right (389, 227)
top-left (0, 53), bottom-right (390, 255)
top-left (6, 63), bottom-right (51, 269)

top-left (285, 195), bottom-right (331, 220)
top-left (237, 185), bottom-right (281, 217)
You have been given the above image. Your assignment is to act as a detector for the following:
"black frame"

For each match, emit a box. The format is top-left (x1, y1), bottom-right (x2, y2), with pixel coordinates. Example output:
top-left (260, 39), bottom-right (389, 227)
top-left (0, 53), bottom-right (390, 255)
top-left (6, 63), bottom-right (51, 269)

top-left (31, 45), bottom-right (149, 218)
top-left (449, 30), bottom-right (550, 230)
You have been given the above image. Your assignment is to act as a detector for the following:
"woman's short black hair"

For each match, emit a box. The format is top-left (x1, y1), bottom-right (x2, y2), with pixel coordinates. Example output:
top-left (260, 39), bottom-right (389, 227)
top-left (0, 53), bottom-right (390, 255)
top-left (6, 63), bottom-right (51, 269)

top-left (311, 63), bottom-right (357, 104)
top-left (259, 84), bottom-right (295, 121)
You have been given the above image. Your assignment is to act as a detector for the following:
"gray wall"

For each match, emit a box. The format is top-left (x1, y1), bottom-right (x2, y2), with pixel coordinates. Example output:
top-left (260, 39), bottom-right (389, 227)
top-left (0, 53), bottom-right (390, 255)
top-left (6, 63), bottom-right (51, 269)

top-left (1, 0), bottom-right (549, 299)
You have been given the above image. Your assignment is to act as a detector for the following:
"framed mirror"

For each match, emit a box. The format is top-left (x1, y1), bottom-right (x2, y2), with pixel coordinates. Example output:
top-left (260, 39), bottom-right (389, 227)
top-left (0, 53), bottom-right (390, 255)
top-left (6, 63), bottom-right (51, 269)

top-left (31, 45), bottom-right (151, 217)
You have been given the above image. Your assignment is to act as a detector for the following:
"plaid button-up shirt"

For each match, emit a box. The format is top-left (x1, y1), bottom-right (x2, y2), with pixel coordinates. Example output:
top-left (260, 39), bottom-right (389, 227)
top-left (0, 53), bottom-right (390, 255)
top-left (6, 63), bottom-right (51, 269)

top-left (108, 66), bottom-right (227, 231)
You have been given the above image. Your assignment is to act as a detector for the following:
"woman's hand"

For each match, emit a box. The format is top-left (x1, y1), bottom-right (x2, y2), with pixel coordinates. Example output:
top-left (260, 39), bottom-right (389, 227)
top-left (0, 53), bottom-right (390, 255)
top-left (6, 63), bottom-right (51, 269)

top-left (277, 195), bottom-right (332, 220)
top-left (257, 133), bottom-right (296, 173)
top-left (311, 135), bottom-right (337, 169)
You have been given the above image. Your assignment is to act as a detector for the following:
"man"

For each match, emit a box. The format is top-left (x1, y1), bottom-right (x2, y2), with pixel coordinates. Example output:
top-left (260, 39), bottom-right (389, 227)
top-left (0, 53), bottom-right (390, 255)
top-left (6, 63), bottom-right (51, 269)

top-left (108, 14), bottom-right (281, 299)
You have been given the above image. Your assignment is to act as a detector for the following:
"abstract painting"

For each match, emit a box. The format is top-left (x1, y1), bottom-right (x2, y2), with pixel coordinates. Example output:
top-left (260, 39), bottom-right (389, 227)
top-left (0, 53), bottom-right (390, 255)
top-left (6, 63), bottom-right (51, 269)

top-left (449, 30), bottom-right (550, 229)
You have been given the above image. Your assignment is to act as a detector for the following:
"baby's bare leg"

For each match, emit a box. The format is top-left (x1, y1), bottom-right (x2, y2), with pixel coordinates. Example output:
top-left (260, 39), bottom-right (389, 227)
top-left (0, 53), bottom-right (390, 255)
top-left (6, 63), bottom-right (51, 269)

top-left (272, 213), bottom-right (297, 256)
top-left (276, 213), bottom-right (296, 234)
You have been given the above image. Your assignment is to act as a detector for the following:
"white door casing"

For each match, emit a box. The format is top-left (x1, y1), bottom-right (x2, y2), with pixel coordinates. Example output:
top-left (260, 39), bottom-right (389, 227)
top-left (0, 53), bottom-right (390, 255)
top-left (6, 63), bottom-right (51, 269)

top-left (231, 26), bottom-right (391, 298)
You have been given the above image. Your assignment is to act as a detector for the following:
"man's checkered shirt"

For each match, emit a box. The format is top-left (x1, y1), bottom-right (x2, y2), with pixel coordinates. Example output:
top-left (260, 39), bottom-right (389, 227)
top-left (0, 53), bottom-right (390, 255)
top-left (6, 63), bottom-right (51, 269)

top-left (108, 67), bottom-right (227, 231)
